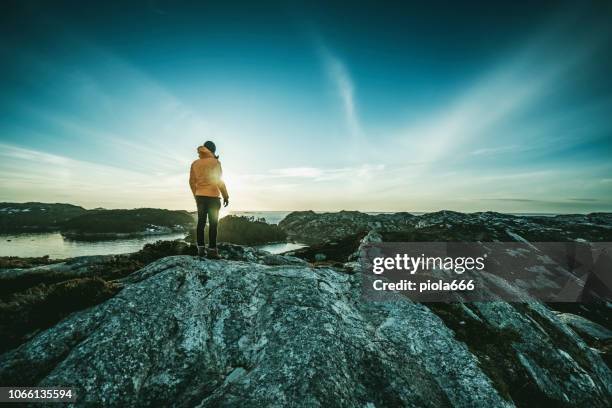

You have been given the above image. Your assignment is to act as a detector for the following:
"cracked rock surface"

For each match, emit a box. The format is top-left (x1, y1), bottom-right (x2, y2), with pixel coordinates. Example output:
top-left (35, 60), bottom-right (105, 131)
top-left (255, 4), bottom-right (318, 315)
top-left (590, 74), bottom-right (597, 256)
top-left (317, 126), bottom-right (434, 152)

top-left (1, 254), bottom-right (610, 407)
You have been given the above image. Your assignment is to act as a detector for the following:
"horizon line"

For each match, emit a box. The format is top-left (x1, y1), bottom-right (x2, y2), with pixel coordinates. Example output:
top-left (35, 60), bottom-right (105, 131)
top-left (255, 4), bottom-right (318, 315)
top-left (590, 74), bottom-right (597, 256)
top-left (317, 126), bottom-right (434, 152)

top-left (1, 201), bottom-right (610, 216)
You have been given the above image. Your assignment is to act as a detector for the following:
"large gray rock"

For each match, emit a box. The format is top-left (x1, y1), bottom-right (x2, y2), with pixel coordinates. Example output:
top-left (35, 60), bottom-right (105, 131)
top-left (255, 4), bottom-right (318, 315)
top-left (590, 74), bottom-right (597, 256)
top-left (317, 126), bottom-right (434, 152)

top-left (278, 211), bottom-right (415, 244)
top-left (1, 256), bottom-right (610, 407)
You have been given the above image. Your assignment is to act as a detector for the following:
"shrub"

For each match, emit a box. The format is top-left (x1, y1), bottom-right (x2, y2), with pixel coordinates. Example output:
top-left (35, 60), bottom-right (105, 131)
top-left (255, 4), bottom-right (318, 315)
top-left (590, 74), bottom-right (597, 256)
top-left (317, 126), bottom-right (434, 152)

top-left (186, 215), bottom-right (287, 245)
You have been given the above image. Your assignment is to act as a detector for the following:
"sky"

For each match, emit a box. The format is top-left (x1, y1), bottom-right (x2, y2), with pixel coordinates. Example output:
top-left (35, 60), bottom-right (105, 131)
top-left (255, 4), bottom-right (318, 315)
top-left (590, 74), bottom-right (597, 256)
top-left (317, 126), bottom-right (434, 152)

top-left (1, 0), bottom-right (611, 213)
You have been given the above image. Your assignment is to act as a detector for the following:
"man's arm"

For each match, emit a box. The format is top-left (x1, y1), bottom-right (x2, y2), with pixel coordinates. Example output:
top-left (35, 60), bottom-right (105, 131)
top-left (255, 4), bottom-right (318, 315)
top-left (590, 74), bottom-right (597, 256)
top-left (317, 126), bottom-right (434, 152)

top-left (189, 163), bottom-right (196, 196)
top-left (219, 180), bottom-right (229, 201)
top-left (218, 163), bottom-right (229, 205)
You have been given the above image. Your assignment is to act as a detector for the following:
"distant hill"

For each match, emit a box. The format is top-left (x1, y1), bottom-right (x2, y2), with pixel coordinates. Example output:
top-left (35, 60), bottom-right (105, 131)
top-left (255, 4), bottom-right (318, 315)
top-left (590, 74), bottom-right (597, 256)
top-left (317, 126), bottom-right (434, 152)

top-left (0, 203), bottom-right (196, 237)
top-left (0, 202), bottom-right (87, 233)
top-left (61, 208), bottom-right (195, 238)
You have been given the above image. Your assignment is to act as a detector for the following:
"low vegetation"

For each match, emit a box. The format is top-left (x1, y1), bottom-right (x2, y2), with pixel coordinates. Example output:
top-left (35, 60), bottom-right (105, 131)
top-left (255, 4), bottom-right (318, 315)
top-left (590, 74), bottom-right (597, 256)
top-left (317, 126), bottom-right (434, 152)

top-left (216, 215), bottom-right (287, 245)
top-left (186, 215), bottom-right (287, 246)
top-left (0, 255), bottom-right (64, 269)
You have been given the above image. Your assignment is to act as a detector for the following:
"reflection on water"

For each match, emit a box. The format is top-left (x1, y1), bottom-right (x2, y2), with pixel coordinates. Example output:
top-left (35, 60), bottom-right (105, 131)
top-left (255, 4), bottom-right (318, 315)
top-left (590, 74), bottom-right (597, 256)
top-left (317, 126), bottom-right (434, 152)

top-left (0, 232), bottom-right (186, 259)
top-left (255, 242), bottom-right (307, 254)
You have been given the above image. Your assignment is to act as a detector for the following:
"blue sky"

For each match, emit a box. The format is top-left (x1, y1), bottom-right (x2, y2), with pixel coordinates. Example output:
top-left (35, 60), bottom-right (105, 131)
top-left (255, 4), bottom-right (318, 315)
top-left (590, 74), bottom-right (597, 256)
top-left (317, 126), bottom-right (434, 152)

top-left (1, 1), bottom-right (611, 212)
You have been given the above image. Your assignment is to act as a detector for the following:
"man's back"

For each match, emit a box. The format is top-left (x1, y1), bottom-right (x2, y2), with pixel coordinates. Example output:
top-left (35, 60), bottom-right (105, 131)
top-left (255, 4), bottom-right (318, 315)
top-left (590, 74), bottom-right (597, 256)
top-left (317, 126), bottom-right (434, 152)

top-left (190, 146), bottom-right (227, 198)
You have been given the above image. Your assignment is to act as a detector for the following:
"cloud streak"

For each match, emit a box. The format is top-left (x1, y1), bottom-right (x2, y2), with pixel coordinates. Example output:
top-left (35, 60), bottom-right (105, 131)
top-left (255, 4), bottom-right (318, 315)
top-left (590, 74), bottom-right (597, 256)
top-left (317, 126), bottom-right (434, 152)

top-left (318, 45), bottom-right (363, 140)
top-left (239, 164), bottom-right (386, 183)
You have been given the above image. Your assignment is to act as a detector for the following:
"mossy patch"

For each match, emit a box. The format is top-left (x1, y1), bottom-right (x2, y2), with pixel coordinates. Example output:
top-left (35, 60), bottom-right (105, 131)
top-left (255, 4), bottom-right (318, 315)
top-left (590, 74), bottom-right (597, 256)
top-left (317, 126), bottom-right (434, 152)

top-left (0, 277), bottom-right (120, 353)
top-left (0, 255), bottom-right (65, 269)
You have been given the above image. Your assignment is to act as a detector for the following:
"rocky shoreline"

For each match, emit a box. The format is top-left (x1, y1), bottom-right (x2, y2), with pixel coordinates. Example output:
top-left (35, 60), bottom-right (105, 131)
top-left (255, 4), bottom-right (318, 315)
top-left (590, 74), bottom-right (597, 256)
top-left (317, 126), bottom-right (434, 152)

top-left (1, 210), bottom-right (611, 406)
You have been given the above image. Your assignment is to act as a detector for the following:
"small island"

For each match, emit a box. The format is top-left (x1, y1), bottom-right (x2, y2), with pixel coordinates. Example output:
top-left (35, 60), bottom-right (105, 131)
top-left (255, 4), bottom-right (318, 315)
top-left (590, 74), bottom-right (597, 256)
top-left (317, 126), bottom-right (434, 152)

top-left (60, 208), bottom-right (195, 240)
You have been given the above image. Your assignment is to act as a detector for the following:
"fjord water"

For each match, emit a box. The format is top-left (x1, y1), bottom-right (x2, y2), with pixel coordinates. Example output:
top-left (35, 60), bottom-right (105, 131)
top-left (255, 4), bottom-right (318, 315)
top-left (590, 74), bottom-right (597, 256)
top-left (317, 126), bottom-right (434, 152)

top-left (0, 211), bottom-right (300, 259)
top-left (0, 232), bottom-right (188, 259)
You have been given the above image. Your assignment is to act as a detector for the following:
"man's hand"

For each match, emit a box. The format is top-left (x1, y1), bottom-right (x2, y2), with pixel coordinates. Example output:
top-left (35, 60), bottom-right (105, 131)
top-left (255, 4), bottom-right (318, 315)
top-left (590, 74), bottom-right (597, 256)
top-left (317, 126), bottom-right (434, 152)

top-left (223, 197), bottom-right (229, 207)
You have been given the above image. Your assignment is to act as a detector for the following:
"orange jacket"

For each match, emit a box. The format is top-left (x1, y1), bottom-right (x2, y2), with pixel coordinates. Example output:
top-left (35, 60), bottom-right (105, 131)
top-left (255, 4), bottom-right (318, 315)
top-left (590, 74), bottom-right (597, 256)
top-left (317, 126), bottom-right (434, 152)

top-left (189, 146), bottom-right (229, 199)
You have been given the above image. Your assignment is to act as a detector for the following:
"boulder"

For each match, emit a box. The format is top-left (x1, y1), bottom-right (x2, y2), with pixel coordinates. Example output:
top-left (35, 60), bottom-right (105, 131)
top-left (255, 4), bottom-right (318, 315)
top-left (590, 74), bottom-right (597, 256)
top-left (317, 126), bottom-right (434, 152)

top-left (278, 211), bottom-right (414, 244)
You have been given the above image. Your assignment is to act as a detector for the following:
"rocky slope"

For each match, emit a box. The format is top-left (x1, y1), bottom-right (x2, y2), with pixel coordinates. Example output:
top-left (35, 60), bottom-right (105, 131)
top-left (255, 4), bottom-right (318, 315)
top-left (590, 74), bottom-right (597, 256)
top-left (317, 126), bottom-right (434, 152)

top-left (1, 211), bottom-right (611, 406)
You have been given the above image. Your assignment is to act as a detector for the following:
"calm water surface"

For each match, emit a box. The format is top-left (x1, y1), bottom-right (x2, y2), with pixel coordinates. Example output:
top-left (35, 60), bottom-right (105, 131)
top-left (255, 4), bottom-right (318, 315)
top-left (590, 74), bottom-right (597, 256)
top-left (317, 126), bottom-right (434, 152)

top-left (0, 232), bottom-right (187, 259)
top-left (255, 242), bottom-right (307, 253)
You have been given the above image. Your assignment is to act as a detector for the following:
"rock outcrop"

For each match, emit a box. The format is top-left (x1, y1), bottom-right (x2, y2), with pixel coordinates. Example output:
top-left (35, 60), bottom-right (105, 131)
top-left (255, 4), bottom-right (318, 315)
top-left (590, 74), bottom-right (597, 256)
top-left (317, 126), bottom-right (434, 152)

top-left (0, 240), bottom-right (305, 353)
top-left (1, 254), bottom-right (610, 407)
top-left (278, 210), bottom-right (415, 244)
top-left (279, 210), bottom-right (612, 244)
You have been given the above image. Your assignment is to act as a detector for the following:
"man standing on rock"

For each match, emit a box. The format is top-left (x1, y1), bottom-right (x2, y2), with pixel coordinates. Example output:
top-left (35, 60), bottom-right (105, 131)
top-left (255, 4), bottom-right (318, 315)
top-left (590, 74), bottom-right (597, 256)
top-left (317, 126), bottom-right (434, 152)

top-left (189, 141), bottom-right (229, 259)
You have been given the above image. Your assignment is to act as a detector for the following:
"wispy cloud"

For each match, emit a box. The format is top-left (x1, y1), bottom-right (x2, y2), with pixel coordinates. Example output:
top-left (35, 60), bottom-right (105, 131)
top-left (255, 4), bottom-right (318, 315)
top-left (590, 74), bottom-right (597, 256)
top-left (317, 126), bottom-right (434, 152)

top-left (479, 198), bottom-right (547, 203)
top-left (269, 167), bottom-right (324, 178)
top-left (317, 45), bottom-right (363, 140)
top-left (470, 145), bottom-right (521, 156)
top-left (567, 198), bottom-right (599, 202)
top-left (240, 164), bottom-right (385, 183)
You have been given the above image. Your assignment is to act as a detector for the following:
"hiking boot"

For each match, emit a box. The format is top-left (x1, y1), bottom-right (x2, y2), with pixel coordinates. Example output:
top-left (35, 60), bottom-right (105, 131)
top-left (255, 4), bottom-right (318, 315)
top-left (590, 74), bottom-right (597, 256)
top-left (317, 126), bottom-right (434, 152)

top-left (207, 248), bottom-right (221, 259)
top-left (197, 246), bottom-right (206, 258)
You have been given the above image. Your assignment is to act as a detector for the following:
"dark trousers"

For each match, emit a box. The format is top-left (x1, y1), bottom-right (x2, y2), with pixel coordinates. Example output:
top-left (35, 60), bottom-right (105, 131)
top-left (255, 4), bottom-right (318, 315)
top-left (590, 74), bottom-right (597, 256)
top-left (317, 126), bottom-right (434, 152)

top-left (195, 196), bottom-right (221, 248)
